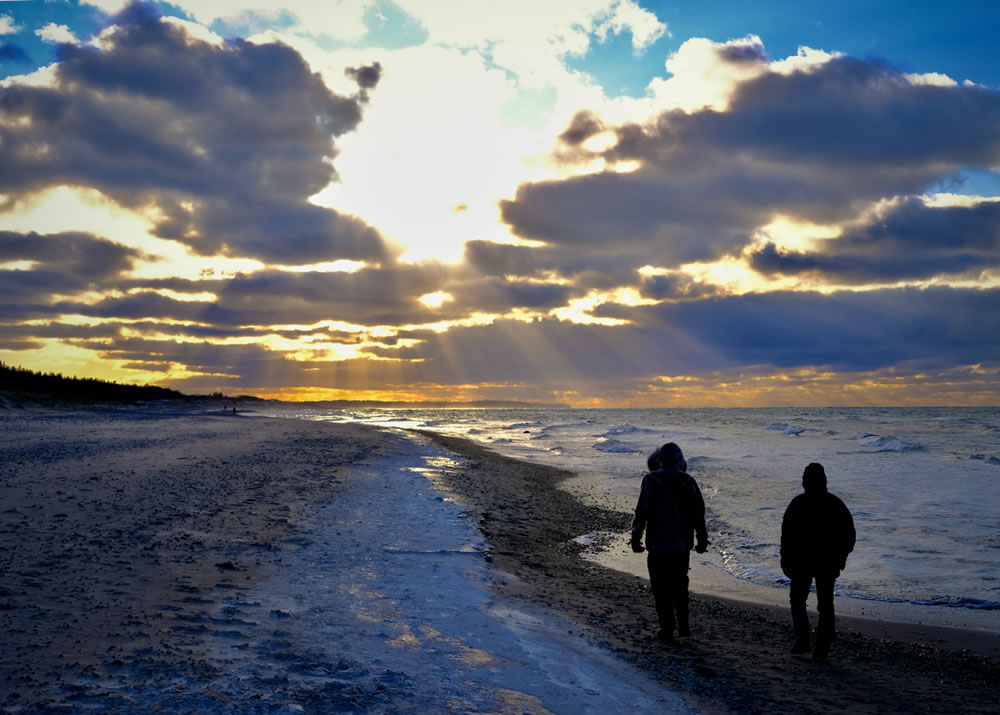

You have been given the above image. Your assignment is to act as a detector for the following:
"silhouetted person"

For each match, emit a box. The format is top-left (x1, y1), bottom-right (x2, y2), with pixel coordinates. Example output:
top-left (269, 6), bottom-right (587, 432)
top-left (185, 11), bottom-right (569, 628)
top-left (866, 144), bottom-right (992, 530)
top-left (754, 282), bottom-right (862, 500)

top-left (631, 442), bottom-right (709, 644)
top-left (781, 462), bottom-right (856, 662)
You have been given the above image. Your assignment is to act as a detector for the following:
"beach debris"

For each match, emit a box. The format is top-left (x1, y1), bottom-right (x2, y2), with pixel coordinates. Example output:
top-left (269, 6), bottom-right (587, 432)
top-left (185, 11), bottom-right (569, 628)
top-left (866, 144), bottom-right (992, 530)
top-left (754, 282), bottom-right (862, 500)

top-left (214, 561), bottom-right (238, 570)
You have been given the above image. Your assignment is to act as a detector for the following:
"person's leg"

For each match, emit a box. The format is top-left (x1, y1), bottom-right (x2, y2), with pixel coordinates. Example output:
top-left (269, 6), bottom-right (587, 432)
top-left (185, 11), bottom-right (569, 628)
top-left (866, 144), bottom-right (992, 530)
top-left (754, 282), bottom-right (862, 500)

top-left (647, 552), bottom-right (675, 641)
top-left (668, 551), bottom-right (691, 637)
top-left (789, 572), bottom-right (812, 653)
top-left (813, 572), bottom-right (837, 661)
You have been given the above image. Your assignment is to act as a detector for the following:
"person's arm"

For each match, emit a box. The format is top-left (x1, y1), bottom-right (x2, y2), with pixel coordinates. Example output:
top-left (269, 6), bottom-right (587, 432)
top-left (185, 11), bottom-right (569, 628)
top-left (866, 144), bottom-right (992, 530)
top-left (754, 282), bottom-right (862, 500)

top-left (780, 499), bottom-right (796, 578)
top-left (630, 475), bottom-right (649, 551)
top-left (838, 498), bottom-right (856, 569)
top-left (691, 479), bottom-right (708, 552)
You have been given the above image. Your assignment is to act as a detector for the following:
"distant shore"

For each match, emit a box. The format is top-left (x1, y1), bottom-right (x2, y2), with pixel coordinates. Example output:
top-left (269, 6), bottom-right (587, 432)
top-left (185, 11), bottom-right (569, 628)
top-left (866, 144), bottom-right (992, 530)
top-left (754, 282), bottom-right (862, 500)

top-left (422, 430), bottom-right (1000, 714)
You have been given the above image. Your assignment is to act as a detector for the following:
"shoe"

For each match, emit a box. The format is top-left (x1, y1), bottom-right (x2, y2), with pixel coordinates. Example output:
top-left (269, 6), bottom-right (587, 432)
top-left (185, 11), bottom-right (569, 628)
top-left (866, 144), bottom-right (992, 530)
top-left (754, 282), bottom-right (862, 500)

top-left (657, 630), bottom-right (676, 645)
top-left (790, 643), bottom-right (810, 655)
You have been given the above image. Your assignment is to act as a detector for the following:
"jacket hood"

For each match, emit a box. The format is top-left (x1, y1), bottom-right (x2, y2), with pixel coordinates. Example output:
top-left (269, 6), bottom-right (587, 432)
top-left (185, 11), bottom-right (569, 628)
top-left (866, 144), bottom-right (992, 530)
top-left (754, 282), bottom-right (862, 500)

top-left (802, 462), bottom-right (828, 492)
top-left (656, 442), bottom-right (687, 473)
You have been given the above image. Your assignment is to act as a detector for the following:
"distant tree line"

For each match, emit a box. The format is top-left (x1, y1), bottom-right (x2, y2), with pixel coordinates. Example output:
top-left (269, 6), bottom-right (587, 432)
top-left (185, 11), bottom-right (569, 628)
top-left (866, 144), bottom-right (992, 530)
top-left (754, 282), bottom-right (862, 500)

top-left (0, 362), bottom-right (186, 402)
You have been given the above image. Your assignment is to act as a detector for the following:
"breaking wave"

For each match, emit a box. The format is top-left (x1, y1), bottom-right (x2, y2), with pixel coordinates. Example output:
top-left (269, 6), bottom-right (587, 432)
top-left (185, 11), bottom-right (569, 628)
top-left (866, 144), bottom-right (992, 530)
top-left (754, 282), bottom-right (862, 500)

top-left (592, 438), bottom-right (643, 454)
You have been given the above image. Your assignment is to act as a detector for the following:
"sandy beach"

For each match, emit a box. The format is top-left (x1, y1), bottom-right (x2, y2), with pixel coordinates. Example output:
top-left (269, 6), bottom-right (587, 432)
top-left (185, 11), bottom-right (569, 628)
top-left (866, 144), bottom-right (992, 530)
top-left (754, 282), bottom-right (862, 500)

top-left (1, 408), bottom-right (998, 713)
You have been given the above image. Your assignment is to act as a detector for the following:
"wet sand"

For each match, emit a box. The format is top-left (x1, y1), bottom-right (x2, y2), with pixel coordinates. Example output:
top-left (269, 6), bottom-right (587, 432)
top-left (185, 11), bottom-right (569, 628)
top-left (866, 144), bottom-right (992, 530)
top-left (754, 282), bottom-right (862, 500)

top-left (422, 431), bottom-right (1000, 714)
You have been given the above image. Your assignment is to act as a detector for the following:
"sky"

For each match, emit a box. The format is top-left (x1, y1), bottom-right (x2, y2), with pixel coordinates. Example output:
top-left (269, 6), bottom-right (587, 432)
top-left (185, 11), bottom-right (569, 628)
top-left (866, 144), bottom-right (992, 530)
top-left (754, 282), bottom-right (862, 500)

top-left (0, 0), bottom-right (998, 407)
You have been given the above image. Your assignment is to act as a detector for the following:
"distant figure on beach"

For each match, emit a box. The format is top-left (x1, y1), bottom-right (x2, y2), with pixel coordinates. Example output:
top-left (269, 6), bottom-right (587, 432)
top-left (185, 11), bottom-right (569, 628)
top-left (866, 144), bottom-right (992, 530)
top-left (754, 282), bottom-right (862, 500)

top-left (630, 442), bottom-right (709, 645)
top-left (232, 406), bottom-right (237, 415)
top-left (781, 462), bottom-right (856, 663)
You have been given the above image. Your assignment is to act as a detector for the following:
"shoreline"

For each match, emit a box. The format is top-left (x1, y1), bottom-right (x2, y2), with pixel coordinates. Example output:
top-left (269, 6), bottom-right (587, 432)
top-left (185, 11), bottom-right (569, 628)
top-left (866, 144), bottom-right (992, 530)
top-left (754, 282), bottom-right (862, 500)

top-left (421, 429), bottom-right (1000, 714)
top-left (582, 542), bottom-right (1000, 639)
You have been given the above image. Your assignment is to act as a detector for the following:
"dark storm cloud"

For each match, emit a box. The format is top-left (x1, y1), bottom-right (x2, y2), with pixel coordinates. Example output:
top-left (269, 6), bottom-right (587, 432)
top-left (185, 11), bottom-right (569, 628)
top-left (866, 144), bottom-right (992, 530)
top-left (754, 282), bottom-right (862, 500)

top-left (717, 42), bottom-right (769, 64)
top-left (558, 110), bottom-right (604, 146)
top-left (501, 56), bottom-right (1000, 270)
top-left (447, 277), bottom-right (573, 313)
top-left (0, 230), bottom-right (142, 302)
top-left (0, 4), bottom-right (386, 263)
top-left (593, 286), bottom-right (1000, 372)
top-left (345, 61), bottom-right (382, 90)
top-left (35, 262), bottom-right (458, 328)
top-left (0, 315), bottom-right (365, 356)
top-left (749, 198), bottom-right (1000, 283)
top-left (464, 240), bottom-right (542, 277)
top-left (462, 239), bottom-right (659, 295)
top-left (72, 335), bottom-right (282, 377)
top-left (0, 230), bottom-right (141, 278)
top-left (637, 273), bottom-right (718, 301)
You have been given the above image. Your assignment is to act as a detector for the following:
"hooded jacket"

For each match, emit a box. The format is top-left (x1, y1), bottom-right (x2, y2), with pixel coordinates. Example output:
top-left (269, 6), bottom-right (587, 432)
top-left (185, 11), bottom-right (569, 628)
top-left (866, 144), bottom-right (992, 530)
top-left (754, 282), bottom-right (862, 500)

top-left (631, 468), bottom-right (708, 553)
top-left (780, 471), bottom-right (856, 574)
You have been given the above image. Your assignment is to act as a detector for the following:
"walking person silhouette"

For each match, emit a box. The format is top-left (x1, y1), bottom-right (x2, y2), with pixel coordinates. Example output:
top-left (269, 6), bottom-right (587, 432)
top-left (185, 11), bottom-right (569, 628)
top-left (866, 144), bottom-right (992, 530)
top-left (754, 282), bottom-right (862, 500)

top-left (630, 443), bottom-right (709, 645)
top-left (781, 462), bottom-right (856, 662)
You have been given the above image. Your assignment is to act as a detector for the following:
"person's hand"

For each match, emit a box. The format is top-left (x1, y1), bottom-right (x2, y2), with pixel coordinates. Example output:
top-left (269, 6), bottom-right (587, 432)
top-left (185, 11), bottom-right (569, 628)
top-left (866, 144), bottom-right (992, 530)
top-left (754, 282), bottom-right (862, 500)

top-left (782, 566), bottom-right (793, 579)
top-left (630, 538), bottom-right (645, 553)
top-left (694, 538), bottom-right (708, 554)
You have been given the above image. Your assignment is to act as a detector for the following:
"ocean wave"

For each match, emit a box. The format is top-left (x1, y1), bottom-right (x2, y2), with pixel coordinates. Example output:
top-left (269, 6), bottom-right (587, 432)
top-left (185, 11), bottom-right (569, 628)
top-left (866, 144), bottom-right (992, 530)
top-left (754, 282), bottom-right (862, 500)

top-left (541, 422), bottom-right (593, 432)
top-left (849, 432), bottom-right (879, 441)
top-left (505, 421), bottom-right (541, 430)
top-left (594, 424), bottom-right (658, 438)
top-left (592, 438), bottom-right (643, 454)
top-left (764, 423), bottom-right (808, 436)
top-left (970, 454), bottom-right (1000, 465)
top-left (859, 435), bottom-right (923, 452)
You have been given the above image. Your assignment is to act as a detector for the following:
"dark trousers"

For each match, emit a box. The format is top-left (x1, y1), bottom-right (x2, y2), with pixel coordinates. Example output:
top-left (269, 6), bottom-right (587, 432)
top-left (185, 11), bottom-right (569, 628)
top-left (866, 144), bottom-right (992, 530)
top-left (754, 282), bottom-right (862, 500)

top-left (789, 570), bottom-right (838, 655)
top-left (647, 550), bottom-right (690, 636)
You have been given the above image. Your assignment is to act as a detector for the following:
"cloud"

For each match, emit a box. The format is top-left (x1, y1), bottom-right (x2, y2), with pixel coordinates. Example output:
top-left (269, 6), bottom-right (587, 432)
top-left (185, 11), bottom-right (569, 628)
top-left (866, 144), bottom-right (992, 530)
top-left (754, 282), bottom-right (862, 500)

top-left (446, 277), bottom-right (574, 314)
top-left (390, 0), bottom-right (666, 89)
top-left (593, 286), bottom-right (1000, 372)
top-left (558, 110), bottom-right (605, 147)
top-left (0, 229), bottom-right (142, 302)
top-left (82, 0), bottom-right (375, 41)
top-left (29, 260), bottom-right (460, 329)
top-left (0, 14), bottom-right (21, 36)
top-left (464, 240), bottom-right (543, 278)
top-left (345, 60), bottom-right (381, 90)
top-left (501, 53), bottom-right (1000, 273)
top-left (749, 198), bottom-right (1000, 283)
top-left (35, 23), bottom-right (79, 44)
top-left (0, 6), bottom-right (387, 264)
top-left (593, 0), bottom-right (667, 52)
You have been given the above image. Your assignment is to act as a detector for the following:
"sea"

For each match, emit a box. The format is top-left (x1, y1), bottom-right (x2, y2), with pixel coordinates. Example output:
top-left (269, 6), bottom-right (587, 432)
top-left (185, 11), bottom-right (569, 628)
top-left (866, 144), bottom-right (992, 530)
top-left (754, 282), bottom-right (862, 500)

top-left (261, 406), bottom-right (1000, 629)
